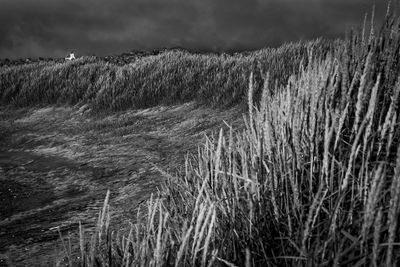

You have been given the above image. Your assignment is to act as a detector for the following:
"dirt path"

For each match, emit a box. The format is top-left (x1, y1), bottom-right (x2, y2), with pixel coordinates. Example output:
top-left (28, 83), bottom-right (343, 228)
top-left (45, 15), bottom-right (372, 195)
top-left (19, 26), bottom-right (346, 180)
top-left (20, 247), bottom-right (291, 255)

top-left (0, 103), bottom-right (245, 266)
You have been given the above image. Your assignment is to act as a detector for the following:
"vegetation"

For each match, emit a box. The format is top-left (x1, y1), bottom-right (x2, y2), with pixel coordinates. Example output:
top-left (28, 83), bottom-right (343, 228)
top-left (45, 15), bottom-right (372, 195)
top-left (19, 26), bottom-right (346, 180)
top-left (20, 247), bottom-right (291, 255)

top-left (0, 39), bottom-right (335, 111)
top-left (2, 7), bottom-right (399, 267)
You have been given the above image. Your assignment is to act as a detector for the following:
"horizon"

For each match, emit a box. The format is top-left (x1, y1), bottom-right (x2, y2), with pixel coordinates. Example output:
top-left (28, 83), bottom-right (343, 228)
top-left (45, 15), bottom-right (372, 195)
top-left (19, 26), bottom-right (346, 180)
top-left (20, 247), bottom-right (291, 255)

top-left (0, 0), bottom-right (395, 60)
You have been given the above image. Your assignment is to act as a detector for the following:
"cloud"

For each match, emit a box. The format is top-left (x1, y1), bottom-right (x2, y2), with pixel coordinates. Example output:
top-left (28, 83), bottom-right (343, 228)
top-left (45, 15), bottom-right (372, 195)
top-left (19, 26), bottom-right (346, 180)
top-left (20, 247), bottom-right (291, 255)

top-left (0, 0), bottom-right (392, 59)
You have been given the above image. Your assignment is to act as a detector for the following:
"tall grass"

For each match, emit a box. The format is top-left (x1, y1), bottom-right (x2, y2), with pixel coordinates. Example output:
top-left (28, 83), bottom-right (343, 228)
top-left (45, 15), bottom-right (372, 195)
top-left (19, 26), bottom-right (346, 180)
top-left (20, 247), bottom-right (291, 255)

top-left (0, 40), bottom-right (335, 111)
top-left (56, 10), bottom-right (400, 267)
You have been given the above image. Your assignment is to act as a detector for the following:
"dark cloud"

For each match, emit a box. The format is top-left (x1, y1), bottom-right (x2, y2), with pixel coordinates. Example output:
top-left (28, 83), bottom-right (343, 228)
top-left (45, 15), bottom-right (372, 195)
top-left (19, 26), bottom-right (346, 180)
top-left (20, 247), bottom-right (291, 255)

top-left (0, 0), bottom-right (394, 59)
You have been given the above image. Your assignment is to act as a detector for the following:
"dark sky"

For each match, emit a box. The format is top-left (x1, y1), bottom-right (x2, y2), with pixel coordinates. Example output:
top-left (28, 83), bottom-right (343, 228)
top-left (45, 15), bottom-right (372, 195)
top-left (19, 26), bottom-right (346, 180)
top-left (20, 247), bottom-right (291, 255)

top-left (0, 0), bottom-right (394, 59)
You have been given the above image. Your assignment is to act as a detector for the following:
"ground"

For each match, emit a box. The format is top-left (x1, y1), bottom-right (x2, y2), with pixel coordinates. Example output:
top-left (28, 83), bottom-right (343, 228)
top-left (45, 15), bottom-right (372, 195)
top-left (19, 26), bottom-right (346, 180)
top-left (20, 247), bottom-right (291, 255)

top-left (0, 102), bottom-right (245, 266)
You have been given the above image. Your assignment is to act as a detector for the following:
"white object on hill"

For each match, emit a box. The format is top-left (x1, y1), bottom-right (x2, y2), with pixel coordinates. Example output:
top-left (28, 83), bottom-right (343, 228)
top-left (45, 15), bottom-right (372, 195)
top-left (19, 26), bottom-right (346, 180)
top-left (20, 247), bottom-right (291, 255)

top-left (65, 52), bottom-right (76, 61)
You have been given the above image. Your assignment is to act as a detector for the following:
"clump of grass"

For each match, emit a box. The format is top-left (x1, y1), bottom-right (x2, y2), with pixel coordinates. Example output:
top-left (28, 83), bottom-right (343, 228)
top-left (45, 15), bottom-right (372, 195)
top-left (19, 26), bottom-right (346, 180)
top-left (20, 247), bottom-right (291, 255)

top-left (58, 9), bottom-right (400, 267)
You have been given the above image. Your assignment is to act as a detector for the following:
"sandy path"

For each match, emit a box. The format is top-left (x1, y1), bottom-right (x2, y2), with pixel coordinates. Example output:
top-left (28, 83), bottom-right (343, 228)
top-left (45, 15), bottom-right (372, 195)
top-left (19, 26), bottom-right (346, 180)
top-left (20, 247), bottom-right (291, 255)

top-left (0, 103), bottom-right (245, 266)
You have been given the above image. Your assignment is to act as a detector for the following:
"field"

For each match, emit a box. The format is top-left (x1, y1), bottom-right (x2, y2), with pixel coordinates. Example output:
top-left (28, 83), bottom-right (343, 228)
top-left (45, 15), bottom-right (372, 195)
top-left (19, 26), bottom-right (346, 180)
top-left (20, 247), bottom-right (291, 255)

top-left (1, 10), bottom-right (400, 267)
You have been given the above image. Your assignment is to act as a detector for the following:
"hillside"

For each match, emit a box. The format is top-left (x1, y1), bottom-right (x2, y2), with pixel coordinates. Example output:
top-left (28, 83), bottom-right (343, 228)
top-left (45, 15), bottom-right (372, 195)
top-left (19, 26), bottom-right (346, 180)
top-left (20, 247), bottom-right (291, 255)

top-left (0, 39), bottom-right (334, 111)
top-left (0, 11), bottom-right (400, 267)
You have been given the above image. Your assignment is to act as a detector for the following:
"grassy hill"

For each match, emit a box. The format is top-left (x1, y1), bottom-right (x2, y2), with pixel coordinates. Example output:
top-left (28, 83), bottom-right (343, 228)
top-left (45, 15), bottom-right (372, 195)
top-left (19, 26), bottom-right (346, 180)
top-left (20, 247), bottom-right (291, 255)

top-left (1, 10), bottom-right (400, 267)
top-left (0, 39), bottom-right (334, 111)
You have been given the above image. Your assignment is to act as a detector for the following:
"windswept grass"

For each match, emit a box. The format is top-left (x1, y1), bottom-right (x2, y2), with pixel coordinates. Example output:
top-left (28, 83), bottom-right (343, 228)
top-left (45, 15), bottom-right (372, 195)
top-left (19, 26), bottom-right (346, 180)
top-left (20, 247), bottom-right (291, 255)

top-left (0, 40), bottom-right (335, 111)
top-left (56, 10), bottom-right (400, 267)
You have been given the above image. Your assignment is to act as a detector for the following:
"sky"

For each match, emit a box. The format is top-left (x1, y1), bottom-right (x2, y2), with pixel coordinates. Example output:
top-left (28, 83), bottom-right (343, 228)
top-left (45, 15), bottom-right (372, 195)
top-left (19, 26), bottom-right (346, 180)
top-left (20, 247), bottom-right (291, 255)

top-left (0, 0), bottom-right (394, 59)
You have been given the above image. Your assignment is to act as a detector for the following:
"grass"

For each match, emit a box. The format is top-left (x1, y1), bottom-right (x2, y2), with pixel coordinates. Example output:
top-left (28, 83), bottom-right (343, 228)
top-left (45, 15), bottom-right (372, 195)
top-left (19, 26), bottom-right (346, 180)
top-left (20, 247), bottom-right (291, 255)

top-left (3, 6), bottom-right (399, 267)
top-left (0, 40), bottom-right (335, 112)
